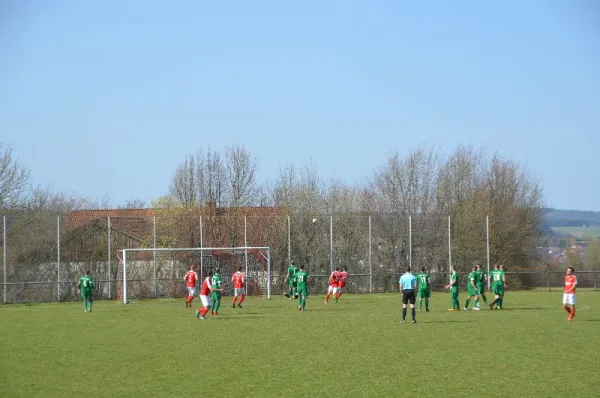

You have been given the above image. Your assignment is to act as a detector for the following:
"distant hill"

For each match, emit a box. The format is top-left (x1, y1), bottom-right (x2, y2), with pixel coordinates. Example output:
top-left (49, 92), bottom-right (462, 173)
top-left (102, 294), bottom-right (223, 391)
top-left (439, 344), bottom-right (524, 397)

top-left (543, 208), bottom-right (600, 238)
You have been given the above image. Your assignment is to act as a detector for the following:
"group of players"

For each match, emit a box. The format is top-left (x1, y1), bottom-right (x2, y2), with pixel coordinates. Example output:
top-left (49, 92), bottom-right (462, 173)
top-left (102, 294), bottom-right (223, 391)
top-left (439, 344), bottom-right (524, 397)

top-left (76, 260), bottom-right (577, 322)
top-left (182, 265), bottom-right (247, 320)
top-left (283, 262), bottom-right (349, 311)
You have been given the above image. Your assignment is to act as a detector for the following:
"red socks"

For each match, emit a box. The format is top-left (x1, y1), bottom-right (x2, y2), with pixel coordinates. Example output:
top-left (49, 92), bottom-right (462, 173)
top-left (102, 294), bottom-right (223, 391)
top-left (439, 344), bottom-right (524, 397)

top-left (239, 295), bottom-right (245, 305)
top-left (232, 297), bottom-right (238, 305)
top-left (188, 295), bottom-right (194, 304)
top-left (325, 293), bottom-right (330, 302)
top-left (564, 305), bottom-right (571, 313)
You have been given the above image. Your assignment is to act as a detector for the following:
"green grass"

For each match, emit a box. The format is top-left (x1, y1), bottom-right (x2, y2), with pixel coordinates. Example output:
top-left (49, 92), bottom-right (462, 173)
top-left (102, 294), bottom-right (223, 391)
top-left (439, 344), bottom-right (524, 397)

top-left (551, 226), bottom-right (600, 238)
top-left (2, 292), bottom-right (600, 397)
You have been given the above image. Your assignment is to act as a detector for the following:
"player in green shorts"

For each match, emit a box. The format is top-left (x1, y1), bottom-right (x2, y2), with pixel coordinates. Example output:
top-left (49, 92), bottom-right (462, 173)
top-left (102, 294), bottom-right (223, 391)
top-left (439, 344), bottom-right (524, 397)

top-left (210, 268), bottom-right (223, 315)
top-left (77, 270), bottom-right (96, 313)
top-left (464, 265), bottom-right (480, 310)
top-left (445, 265), bottom-right (460, 311)
top-left (489, 264), bottom-right (506, 310)
top-left (294, 265), bottom-right (309, 311)
top-left (416, 267), bottom-right (431, 312)
top-left (284, 261), bottom-right (300, 299)
top-left (489, 264), bottom-right (499, 297)
top-left (474, 264), bottom-right (488, 309)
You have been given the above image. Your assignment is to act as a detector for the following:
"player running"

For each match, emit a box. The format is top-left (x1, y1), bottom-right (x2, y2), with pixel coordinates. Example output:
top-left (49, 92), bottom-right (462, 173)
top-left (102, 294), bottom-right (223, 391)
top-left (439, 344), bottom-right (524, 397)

top-left (445, 265), bottom-right (460, 311)
top-left (184, 265), bottom-right (198, 308)
top-left (325, 267), bottom-right (342, 304)
top-left (464, 265), bottom-right (481, 311)
top-left (335, 267), bottom-right (349, 302)
top-left (231, 266), bottom-right (246, 309)
top-left (295, 265), bottom-right (309, 311)
top-left (284, 261), bottom-right (300, 299)
top-left (563, 267), bottom-right (577, 321)
top-left (416, 267), bottom-right (431, 312)
top-left (210, 268), bottom-right (223, 315)
top-left (474, 264), bottom-right (488, 309)
top-left (77, 270), bottom-right (96, 313)
top-left (196, 270), bottom-right (214, 320)
top-left (489, 264), bottom-right (506, 310)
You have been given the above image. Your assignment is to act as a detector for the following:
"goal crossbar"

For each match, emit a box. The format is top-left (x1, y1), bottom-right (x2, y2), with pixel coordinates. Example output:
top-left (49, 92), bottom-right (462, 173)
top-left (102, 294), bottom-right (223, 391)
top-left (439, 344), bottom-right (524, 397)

top-left (118, 246), bottom-right (271, 303)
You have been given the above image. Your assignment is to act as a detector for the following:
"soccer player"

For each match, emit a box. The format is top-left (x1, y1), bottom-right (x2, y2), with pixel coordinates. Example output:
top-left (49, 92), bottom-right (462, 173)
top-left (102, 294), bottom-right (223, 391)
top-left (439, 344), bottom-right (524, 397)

top-left (284, 261), bottom-right (299, 299)
top-left (210, 268), bottom-right (223, 315)
top-left (295, 264), bottom-right (309, 311)
top-left (335, 267), bottom-right (349, 302)
top-left (399, 267), bottom-right (417, 323)
top-left (489, 264), bottom-right (499, 298)
top-left (464, 265), bottom-right (481, 311)
top-left (196, 270), bottom-right (213, 320)
top-left (474, 264), bottom-right (488, 309)
top-left (184, 265), bottom-right (198, 308)
top-left (231, 266), bottom-right (246, 309)
top-left (489, 264), bottom-right (506, 310)
top-left (325, 267), bottom-right (342, 304)
top-left (77, 270), bottom-right (96, 313)
top-left (445, 265), bottom-right (460, 311)
top-left (563, 267), bottom-right (577, 321)
top-left (416, 267), bottom-right (431, 312)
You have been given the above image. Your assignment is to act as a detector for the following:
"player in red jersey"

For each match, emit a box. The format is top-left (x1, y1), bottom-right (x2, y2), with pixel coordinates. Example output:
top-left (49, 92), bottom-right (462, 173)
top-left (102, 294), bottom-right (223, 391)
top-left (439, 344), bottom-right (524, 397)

top-left (231, 266), bottom-right (246, 309)
top-left (335, 267), bottom-right (349, 302)
top-left (325, 267), bottom-right (342, 304)
top-left (184, 265), bottom-right (198, 308)
top-left (563, 267), bottom-right (577, 321)
top-left (196, 270), bottom-right (214, 320)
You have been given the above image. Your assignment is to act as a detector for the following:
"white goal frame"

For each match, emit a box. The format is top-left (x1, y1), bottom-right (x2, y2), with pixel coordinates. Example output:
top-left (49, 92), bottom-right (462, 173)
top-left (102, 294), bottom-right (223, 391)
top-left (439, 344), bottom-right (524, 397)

top-left (118, 246), bottom-right (271, 303)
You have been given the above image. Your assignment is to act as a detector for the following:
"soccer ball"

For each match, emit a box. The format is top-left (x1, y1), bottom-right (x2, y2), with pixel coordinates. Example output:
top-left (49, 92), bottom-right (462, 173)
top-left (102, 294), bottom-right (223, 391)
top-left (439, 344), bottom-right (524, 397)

top-left (312, 218), bottom-right (317, 223)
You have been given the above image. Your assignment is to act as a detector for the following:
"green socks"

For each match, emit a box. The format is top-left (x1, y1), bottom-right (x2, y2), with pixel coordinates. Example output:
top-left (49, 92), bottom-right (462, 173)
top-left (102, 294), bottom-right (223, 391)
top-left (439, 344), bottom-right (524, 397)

top-left (425, 299), bottom-right (429, 311)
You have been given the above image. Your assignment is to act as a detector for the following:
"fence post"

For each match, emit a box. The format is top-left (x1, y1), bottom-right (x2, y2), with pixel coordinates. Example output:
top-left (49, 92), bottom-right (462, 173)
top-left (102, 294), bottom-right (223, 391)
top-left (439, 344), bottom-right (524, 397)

top-left (547, 270), bottom-right (550, 292)
top-left (329, 215), bottom-right (333, 273)
top-left (409, 216), bottom-right (412, 270)
top-left (108, 216), bottom-right (111, 299)
top-left (244, 216), bottom-right (248, 277)
top-left (199, 216), bottom-right (203, 281)
top-left (287, 215), bottom-right (291, 266)
top-left (368, 216), bottom-right (372, 294)
top-left (3, 215), bottom-right (6, 304)
top-left (153, 215), bottom-right (157, 298)
top-left (57, 215), bottom-right (60, 302)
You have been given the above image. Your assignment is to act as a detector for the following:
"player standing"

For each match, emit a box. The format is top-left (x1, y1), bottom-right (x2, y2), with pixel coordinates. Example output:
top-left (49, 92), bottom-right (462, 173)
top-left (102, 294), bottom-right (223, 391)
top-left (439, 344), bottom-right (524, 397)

top-left (325, 267), bottom-right (342, 304)
top-left (416, 267), bottom-right (431, 312)
top-left (399, 267), bottom-right (417, 323)
top-left (445, 265), bottom-right (460, 311)
top-left (196, 270), bottom-right (213, 320)
top-left (563, 267), bottom-right (577, 321)
top-left (231, 266), bottom-right (246, 309)
top-left (464, 265), bottom-right (480, 311)
top-left (489, 264), bottom-right (506, 310)
top-left (489, 264), bottom-right (499, 302)
top-left (184, 265), bottom-right (198, 308)
top-left (210, 268), bottom-right (223, 315)
top-left (295, 265), bottom-right (309, 311)
top-left (284, 261), bottom-right (300, 299)
top-left (335, 267), bottom-right (349, 302)
top-left (77, 270), bottom-right (96, 313)
top-left (474, 264), bottom-right (488, 309)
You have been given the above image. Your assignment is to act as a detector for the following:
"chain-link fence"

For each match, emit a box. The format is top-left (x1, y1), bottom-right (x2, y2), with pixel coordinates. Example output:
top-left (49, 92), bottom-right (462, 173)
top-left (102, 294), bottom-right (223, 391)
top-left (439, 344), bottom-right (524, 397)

top-left (0, 212), bottom-right (591, 303)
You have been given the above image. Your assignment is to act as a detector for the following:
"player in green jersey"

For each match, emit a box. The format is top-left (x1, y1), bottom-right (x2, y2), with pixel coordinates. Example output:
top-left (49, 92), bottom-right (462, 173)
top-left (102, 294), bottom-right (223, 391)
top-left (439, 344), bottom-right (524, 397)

top-left (77, 271), bottom-right (96, 313)
top-left (464, 265), bottom-right (481, 311)
top-left (489, 264), bottom-right (499, 294)
top-left (489, 264), bottom-right (506, 310)
top-left (284, 261), bottom-right (300, 299)
top-left (416, 267), bottom-right (431, 312)
top-left (445, 265), bottom-right (460, 311)
top-left (294, 265), bottom-right (309, 311)
top-left (474, 264), bottom-right (488, 309)
top-left (210, 268), bottom-right (223, 315)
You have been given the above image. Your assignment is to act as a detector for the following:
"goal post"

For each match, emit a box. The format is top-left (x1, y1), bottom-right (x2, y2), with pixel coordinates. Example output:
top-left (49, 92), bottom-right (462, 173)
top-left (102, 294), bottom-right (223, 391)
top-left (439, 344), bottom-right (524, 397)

top-left (116, 246), bottom-right (271, 304)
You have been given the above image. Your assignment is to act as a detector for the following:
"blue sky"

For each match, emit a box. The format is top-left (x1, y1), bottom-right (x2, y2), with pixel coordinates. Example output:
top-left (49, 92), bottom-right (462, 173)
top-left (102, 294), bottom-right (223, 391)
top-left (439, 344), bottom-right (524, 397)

top-left (1, 1), bottom-right (598, 210)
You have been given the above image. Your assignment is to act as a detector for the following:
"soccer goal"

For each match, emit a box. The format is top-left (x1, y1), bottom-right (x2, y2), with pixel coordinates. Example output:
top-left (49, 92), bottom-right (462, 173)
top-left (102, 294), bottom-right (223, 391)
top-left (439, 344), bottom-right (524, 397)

top-left (115, 247), bottom-right (271, 304)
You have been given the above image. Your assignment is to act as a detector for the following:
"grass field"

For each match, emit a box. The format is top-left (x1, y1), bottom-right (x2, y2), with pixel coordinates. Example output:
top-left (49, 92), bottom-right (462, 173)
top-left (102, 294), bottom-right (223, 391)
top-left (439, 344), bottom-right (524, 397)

top-left (2, 291), bottom-right (600, 397)
top-left (551, 226), bottom-right (600, 238)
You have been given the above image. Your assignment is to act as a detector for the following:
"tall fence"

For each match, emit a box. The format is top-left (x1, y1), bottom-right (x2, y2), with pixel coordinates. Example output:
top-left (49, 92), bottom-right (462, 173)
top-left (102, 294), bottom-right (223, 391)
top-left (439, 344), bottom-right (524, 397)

top-left (0, 212), bottom-right (586, 304)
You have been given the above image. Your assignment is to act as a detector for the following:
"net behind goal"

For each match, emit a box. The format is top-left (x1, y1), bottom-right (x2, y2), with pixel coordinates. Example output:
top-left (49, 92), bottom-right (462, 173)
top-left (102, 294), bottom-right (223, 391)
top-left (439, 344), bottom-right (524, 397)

top-left (116, 247), bottom-right (271, 303)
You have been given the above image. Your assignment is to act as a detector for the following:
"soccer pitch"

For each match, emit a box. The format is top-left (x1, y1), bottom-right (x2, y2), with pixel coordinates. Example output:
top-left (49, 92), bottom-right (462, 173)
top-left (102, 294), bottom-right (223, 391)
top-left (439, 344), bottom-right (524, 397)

top-left (2, 292), bottom-right (599, 397)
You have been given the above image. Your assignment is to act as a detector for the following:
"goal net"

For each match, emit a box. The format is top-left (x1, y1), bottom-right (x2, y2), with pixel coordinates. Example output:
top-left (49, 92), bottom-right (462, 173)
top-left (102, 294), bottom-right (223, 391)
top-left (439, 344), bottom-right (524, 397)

top-left (115, 247), bottom-right (271, 303)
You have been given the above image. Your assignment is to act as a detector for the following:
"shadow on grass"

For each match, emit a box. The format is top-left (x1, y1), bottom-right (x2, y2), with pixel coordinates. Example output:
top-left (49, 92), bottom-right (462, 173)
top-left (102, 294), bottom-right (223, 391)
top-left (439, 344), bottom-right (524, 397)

top-left (419, 320), bottom-right (477, 324)
top-left (578, 319), bottom-right (600, 322)
top-left (498, 307), bottom-right (550, 311)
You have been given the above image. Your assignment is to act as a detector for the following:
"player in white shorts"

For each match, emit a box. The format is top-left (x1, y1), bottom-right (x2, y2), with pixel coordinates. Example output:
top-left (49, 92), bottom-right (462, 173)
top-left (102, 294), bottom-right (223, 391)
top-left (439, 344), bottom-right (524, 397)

top-left (563, 267), bottom-right (577, 321)
top-left (196, 271), bottom-right (214, 320)
top-left (231, 266), bottom-right (246, 309)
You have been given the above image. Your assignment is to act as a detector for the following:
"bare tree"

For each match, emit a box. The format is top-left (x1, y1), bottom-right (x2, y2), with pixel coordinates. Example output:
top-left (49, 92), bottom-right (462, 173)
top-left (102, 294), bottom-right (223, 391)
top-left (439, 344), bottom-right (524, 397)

top-left (0, 144), bottom-right (30, 208)
top-left (169, 154), bottom-right (197, 206)
top-left (224, 144), bottom-right (258, 208)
